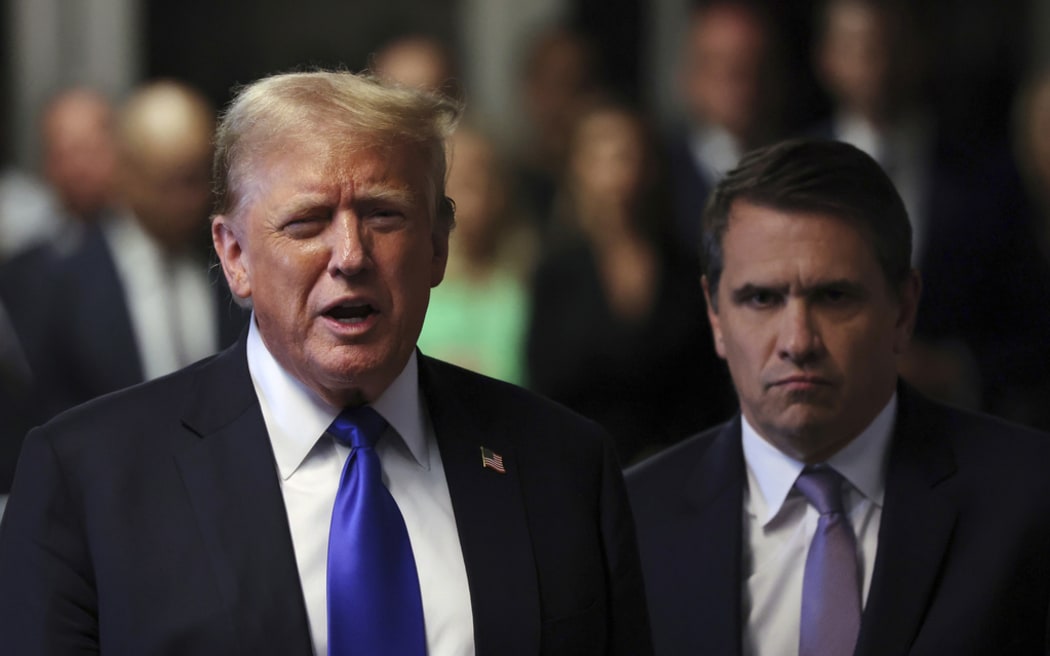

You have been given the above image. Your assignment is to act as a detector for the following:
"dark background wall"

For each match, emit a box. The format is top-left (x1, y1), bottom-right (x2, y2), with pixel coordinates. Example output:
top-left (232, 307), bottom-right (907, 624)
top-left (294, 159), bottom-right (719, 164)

top-left (146, 0), bottom-right (459, 110)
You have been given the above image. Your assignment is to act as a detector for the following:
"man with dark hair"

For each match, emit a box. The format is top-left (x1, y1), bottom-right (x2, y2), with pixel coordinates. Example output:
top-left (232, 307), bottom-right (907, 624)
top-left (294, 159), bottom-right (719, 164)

top-left (628, 138), bottom-right (1050, 654)
top-left (0, 70), bottom-right (651, 654)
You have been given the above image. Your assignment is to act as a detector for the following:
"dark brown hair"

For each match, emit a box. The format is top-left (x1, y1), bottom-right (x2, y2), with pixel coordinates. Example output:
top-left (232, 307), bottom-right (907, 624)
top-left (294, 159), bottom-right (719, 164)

top-left (702, 138), bottom-right (912, 307)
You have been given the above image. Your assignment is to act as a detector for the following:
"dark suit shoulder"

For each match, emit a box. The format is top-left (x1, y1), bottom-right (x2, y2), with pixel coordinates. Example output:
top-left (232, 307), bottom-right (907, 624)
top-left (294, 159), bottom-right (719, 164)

top-left (626, 421), bottom-right (730, 492)
top-left (421, 354), bottom-right (610, 446)
top-left (28, 350), bottom-right (224, 464)
top-left (898, 388), bottom-right (1050, 462)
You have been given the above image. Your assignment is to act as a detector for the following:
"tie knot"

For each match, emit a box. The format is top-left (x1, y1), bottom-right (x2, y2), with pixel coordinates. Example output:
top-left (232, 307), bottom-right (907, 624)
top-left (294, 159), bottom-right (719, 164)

top-left (328, 406), bottom-right (388, 449)
top-left (795, 466), bottom-right (846, 516)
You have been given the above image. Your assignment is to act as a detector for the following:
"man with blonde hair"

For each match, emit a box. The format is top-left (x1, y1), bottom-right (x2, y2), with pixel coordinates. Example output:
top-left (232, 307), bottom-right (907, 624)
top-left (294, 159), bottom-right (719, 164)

top-left (0, 70), bottom-right (651, 654)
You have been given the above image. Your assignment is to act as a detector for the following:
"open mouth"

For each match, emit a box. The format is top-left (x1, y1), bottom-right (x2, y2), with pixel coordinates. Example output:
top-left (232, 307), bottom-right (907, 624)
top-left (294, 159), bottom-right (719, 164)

top-left (325, 302), bottom-right (377, 324)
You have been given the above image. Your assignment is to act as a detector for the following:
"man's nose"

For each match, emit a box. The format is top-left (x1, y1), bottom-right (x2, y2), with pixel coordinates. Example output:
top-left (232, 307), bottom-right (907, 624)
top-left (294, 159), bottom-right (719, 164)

top-left (777, 300), bottom-right (823, 364)
top-left (329, 214), bottom-right (370, 276)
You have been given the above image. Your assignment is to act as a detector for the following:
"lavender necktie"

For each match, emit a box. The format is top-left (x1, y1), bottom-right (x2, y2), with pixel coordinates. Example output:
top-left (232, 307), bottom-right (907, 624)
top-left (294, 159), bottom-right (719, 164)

top-left (326, 406), bottom-right (426, 656)
top-left (795, 466), bottom-right (861, 656)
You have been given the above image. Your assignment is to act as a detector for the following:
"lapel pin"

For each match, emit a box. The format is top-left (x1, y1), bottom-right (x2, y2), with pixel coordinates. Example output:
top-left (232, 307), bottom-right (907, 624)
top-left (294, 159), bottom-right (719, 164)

top-left (480, 446), bottom-right (506, 474)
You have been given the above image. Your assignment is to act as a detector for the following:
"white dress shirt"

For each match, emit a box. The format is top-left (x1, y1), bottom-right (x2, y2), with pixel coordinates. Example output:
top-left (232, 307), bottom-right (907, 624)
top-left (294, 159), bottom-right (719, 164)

top-left (104, 212), bottom-right (217, 379)
top-left (246, 319), bottom-right (475, 656)
top-left (741, 395), bottom-right (897, 656)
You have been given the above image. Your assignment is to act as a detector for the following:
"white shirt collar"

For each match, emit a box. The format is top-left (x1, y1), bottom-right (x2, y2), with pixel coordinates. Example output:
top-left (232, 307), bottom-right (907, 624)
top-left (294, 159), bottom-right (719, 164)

top-left (832, 110), bottom-right (931, 167)
top-left (246, 315), bottom-right (429, 480)
top-left (689, 123), bottom-right (745, 181)
top-left (742, 393), bottom-right (897, 526)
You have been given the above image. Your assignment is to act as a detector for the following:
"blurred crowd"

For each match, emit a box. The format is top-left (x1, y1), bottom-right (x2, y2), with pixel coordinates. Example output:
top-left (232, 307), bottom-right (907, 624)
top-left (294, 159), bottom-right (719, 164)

top-left (2, 0), bottom-right (1050, 485)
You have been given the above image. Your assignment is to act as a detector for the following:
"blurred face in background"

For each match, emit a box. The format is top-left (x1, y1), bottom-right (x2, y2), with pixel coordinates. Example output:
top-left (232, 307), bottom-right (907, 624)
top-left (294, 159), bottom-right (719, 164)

top-left (1024, 79), bottom-right (1050, 192)
top-left (118, 82), bottom-right (215, 251)
top-left (42, 89), bottom-right (117, 220)
top-left (446, 129), bottom-right (506, 261)
top-left (522, 29), bottom-right (598, 166)
top-left (570, 108), bottom-right (648, 228)
top-left (121, 134), bottom-right (213, 250)
top-left (818, 0), bottom-right (905, 122)
top-left (681, 4), bottom-right (769, 141)
top-left (373, 35), bottom-right (454, 94)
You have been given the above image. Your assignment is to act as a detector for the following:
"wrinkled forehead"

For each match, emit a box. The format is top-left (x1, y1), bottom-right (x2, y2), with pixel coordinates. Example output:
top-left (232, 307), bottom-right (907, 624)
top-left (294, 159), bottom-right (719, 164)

top-left (230, 129), bottom-right (432, 215)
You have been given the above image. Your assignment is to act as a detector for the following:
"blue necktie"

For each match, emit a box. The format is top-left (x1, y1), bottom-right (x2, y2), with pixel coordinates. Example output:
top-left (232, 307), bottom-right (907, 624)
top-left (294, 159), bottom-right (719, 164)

top-left (796, 466), bottom-right (861, 656)
top-left (326, 406), bottom-right (426, 655)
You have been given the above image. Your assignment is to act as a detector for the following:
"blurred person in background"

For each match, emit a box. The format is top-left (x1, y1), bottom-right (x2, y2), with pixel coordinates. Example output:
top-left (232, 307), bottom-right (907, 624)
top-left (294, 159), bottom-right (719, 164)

top-left (527, 103), bottom-right (735, 465)
top-left (667, 0), bottom-right (783, 255)
top-left (372, 33), bottom-right (459, 100)
top-left (39, 87), bottom-right (119, 249)
top-left (813, 0), bottom-right (1050, 419)
top-left (514, 25), bottom-right (604, 239)
top-left (1015, 70), bottom-right (1050, 260)
top-left (812, 0), bottom-right (929, 248)
top-left (33, 80), bottom-right (248, 416)
top-left (417, 125), bottom-right (533, 385)
top-left (0, 87), bottom-right (120, 344)
top-left (1005, 69), bottom-right (1050, 429)
top-left (0, 87), bottom-right (120, 495)
top-left (0, 88), bottom-right (118, 262)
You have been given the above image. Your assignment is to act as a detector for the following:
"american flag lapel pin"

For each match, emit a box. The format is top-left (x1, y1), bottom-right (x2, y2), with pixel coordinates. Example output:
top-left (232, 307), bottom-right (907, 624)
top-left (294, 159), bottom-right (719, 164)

top-left (480, 446), bottom-right (506, 474)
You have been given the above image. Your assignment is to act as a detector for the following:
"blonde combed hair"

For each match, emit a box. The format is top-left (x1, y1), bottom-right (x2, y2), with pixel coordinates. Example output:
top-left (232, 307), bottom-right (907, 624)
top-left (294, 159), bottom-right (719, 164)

top-left (212, 69), bottom-right (462, 231)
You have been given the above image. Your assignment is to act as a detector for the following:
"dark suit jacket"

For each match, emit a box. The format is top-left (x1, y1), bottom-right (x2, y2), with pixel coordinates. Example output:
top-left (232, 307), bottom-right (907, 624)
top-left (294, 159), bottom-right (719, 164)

top-left (665, 132), bottom-right (714, 255)
top-left (627, 385), bottom-right (1050, 655)
top-left (0, 245), bottom-right (61, 491)
top-left (0, 337), bottom-right (652, 655)
top-left (36, 224), bottom-right (248, 416)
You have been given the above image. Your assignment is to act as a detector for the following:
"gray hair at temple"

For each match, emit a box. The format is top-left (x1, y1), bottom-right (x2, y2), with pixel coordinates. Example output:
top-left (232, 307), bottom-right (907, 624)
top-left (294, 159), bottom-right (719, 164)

top-left (212, 69), bottom-right (462, 232)
top-left (701, 137), bottom-right (912, 309)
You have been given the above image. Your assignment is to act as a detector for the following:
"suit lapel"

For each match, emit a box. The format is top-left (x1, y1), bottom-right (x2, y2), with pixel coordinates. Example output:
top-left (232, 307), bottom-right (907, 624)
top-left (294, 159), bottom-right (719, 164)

top-left (855, 387), bottom-right (958, 656)
top-left (688, 419), bottom-right (747, 654)
top-left (418, 357), bottom-right (541, 655)
top-left (176, 338), bottom-right (313, 655)
top-left (676, 419), bottom-right (746, 654)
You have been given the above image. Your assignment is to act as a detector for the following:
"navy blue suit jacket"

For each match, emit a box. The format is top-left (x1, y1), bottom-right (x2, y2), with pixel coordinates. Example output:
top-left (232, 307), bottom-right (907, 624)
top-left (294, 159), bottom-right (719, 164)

top-left (627, 385), bottom-right (1050, 655)
top-left (37, 224), bottom-right (248, 416)
top-left (0, 337), bottom-right (651, 655)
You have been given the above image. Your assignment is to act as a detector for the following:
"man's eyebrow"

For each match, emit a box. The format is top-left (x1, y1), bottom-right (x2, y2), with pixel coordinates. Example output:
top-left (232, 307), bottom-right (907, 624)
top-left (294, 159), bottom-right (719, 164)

top-left (730, 283), bottom-right (786, 302)
top-left (728, 279), bottom-right (866, 301)
top-left (355, 186), bottom-right (416, 206)
top-left (803, 279), bottom-right (866, 296)
top-left (271, 193), bottom-right (332, 218)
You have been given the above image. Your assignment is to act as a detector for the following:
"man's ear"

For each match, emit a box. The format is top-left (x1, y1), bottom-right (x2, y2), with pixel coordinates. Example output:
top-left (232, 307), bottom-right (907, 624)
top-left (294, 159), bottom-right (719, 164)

top-left (212, 215), bottom-right (252, 300)
top-left (429, 199), bottom-right (453, 288)
top-left (429, 227), bottom-right (450, 288)
top-left (893, 268), bottom-right (922, 354)
top-left (702, 275), bottom-right (726, 358)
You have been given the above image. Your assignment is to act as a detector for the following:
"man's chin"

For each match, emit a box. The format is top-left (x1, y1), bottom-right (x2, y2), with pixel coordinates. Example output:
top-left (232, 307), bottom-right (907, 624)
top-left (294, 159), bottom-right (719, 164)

top-left (310, 344), bottom-right (412, 404)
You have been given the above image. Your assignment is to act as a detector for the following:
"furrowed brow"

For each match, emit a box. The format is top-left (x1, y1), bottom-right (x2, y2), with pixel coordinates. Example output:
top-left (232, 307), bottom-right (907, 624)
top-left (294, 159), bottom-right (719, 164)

top-left (356, 186), bottom-right (416, 207)
top-left (730, 283), bottom-right (787, 303)
top-left (802, 279), bottom-right (866, 297)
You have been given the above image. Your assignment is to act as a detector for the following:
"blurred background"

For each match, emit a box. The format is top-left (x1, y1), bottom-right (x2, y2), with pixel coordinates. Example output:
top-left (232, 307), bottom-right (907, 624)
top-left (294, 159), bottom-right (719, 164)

top-left (4, 0), bottom-right (1047, 168)
top-left (4, 0), bottom-right (1050, 477)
